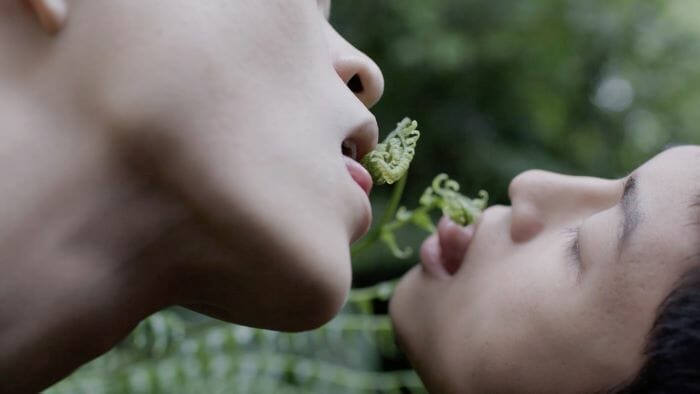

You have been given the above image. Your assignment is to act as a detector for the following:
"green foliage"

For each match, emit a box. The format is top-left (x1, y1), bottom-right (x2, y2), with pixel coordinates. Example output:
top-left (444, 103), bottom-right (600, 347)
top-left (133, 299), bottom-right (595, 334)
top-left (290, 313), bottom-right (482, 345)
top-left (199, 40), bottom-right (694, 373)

top-left (417, 174), bottom-right (488, 227)
top-left (334, 0), bottom-right (700, 192)
top-left (372, 173), bottom-right (488, 259)
top-left (334, 0), bottom-right (700, 283)
top-left (356, 117), bottom-right (488, 259)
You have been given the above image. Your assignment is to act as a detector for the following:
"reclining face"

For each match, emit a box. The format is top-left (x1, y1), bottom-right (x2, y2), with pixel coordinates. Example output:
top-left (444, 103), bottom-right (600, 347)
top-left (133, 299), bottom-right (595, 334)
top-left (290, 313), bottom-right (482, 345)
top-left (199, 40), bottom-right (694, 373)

top-left (390, 145), bottom-right (700, 393)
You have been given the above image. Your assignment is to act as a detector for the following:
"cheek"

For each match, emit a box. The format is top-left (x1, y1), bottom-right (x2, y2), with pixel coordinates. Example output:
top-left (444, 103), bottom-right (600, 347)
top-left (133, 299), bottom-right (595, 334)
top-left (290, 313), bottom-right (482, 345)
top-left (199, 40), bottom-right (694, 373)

top-left (390, 267), bottom-right (435, 343)
top-left (449, 241), bottom-right (584, 382)
top-left (576, 260), bottom-right (666, 367)
top-left (389, 269), bottom-right (475, 392)
top-left (88, 0), bottom-right (331, 119)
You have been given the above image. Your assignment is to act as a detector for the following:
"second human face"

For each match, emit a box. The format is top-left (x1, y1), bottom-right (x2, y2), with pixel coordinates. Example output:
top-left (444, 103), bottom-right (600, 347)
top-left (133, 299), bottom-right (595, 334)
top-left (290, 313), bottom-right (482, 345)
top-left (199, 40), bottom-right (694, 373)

top-left (53, 0), bottom-right (383, 329)
top-left (390, 146), bottom-right (700, 393)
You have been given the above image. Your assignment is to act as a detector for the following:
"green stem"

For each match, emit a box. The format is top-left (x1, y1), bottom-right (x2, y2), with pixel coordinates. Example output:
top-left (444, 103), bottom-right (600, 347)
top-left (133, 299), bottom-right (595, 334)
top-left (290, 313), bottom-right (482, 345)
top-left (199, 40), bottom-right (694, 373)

top-left (351, 174), bottom-right (408, 258)
top-left (380, 171), bottom-right (408, 225)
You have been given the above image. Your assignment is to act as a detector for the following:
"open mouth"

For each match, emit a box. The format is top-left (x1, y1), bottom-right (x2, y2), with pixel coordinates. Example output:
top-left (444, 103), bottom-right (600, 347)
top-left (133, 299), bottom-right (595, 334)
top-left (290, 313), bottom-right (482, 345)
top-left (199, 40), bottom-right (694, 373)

top-left (420, 216), bottom-right (475, 278)
top-left (342, 139), bottom-right (373, 195)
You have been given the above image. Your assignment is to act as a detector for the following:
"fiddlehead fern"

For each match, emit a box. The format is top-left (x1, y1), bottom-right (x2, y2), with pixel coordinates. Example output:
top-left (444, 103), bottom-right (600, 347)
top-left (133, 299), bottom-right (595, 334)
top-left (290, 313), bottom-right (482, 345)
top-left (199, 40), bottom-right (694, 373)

top-left (361, 118), bottom-right (420, 185)
top-left (377, 174), bottom-right (489, 258)
top-left (356, 119), bottom-right (489, 259)
top-left (419, 174), bottom-right (489, 226)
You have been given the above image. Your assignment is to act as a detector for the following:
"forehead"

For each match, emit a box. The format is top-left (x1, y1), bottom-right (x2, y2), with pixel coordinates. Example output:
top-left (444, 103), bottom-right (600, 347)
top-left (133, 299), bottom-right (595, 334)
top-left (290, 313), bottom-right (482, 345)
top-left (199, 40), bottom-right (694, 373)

top-left (645, 144), bottom-right (700, 171)
top-left (639, 145), bottom-right (700, 211)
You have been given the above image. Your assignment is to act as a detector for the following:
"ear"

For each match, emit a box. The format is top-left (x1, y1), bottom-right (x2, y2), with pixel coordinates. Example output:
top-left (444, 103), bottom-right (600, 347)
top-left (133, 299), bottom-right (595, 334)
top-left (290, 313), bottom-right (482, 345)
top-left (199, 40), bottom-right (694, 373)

top-left (25, 0), bottom-right (68, 35)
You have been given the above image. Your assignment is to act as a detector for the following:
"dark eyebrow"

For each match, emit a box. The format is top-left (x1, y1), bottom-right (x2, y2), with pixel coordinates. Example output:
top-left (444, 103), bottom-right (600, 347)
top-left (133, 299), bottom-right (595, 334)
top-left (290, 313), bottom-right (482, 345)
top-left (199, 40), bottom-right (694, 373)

top-left (618, 174), bottom-right (642, 256)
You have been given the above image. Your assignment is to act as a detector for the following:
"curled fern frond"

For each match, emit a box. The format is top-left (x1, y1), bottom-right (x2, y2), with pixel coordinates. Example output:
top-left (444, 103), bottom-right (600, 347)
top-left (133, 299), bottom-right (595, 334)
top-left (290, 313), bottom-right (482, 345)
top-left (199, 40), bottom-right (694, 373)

top-left (375, 174), bottom-right (488, 259)
top-left (420, 173), bottom-right (489, 226)
top-left (361, 118), bottom-right (420, 185)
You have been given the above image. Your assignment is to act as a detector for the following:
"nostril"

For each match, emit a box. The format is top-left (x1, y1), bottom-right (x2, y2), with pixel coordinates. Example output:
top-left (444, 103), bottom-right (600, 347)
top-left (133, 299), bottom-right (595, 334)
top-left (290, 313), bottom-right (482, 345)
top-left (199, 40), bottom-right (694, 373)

top-left (347, 74), bottom-right (364, 93)
top-left (342, 139), bottom-right (358, 160)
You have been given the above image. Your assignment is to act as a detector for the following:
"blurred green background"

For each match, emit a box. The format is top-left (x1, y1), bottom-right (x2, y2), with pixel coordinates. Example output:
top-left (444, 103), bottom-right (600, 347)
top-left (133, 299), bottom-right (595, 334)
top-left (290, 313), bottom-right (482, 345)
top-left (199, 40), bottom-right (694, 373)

top-left (49, 1), bottom-right (700, 392)
top-left (347, 0), bottom-right (700, 284)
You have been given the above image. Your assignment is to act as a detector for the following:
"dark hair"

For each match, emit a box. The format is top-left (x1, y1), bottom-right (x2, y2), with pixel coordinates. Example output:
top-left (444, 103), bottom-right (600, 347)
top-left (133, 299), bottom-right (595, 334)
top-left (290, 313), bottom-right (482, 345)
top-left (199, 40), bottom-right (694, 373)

top-left (612, 265), bottom-right (700, 393)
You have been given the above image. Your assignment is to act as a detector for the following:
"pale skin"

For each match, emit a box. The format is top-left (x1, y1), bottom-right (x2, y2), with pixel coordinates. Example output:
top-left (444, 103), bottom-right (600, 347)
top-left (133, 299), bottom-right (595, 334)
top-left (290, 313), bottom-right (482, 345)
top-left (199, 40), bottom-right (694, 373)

top-left (0, 0), bottom-right (383, 392)
top-left (390, 146), bottom-right (700, 393)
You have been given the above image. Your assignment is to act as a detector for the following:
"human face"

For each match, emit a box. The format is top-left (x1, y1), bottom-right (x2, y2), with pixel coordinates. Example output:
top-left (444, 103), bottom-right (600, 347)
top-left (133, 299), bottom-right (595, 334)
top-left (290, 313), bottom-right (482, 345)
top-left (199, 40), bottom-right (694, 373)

top-left (52, 0), bottom-right (383, 329)
top-left (390, 146), bottom-right (700, 393)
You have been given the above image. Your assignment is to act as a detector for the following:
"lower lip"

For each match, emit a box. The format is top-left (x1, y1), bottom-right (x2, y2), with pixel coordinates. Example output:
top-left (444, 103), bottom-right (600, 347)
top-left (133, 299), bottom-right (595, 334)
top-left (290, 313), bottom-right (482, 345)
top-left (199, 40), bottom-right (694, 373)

top-left (343, 156), bottom-right (373, 195)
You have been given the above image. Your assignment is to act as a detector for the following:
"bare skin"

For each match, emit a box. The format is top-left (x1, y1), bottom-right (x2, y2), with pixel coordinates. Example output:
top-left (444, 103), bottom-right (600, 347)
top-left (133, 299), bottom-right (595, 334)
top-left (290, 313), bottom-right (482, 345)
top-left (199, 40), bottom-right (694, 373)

top-left (391, 146), bottom-right (700, 393)
top-left (0, 0), bottom-right (384, 391)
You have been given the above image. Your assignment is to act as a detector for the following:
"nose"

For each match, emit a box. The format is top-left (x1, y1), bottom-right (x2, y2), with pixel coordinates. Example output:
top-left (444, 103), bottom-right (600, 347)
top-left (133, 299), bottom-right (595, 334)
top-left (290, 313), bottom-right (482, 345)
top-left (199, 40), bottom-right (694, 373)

top-left (507, 170), bottom-right (620, 242)
top-left (325, 25), bottom-right (385, 108)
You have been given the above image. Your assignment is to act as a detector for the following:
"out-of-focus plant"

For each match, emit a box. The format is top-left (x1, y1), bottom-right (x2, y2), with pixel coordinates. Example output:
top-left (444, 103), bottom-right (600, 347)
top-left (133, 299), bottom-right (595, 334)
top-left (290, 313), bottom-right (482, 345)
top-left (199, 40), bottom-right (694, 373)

top-left (47, 288), bottom-right (422, 394)
top-left (337, 0), bottom-right (700, 282)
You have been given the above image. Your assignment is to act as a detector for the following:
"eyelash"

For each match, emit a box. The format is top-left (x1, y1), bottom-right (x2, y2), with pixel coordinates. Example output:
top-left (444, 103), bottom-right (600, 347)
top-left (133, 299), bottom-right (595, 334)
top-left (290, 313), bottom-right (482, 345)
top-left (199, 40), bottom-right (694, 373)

top-left (563, 226), bottom-right (582, 267)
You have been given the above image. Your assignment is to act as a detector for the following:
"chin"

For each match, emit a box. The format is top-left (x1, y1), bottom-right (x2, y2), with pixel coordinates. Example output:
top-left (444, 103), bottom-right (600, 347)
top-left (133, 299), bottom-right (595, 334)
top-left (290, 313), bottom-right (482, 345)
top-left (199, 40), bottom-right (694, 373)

top-left (389, 270), bottom-right (420, 355)
top-left (182, 239), bottom-right (353, 332)
top-left (186, 269), bottom-right (350, 332)
top-left (260, 224), bottom-right (355, 330)
top-left (266, 251), bottom-right (355, 331)
top-left (263, 276), bottom-right (351, 332)
top-left (294, 254), bottom-right (353, 331)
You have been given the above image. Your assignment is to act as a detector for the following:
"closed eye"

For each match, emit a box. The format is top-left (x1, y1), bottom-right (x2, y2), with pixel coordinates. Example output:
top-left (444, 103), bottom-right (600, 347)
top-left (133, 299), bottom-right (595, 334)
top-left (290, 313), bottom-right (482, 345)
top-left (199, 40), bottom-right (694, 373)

top-left (563, 226), bottom-right (582, 268)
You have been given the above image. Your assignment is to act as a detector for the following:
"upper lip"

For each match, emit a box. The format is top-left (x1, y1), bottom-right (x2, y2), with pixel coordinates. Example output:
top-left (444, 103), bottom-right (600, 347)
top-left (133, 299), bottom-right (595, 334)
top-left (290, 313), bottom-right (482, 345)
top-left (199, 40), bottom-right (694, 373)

top-left (468, 208), bottom-right (491, 245)
top-left (343, 115), bottom-right (379, 161)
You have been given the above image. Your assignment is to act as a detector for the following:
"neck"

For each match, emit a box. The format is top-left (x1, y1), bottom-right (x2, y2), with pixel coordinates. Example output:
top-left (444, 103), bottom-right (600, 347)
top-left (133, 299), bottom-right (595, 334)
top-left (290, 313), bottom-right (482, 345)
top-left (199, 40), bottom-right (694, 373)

top-left (0, 90), bottom-right (187, 393)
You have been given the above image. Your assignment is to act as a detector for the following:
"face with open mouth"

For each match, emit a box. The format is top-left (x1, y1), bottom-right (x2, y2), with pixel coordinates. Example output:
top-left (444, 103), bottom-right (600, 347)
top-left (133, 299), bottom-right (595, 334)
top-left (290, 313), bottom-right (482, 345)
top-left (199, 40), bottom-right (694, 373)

top-left (390, 146), bottom-right (700, 393)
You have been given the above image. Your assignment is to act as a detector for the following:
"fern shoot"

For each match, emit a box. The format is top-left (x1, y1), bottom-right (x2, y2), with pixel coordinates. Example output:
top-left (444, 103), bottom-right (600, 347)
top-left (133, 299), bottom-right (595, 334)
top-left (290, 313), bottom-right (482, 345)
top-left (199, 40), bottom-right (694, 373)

top-left (361, 118), bottom-right (420, 185)
top-left (358, 119), bottom-right (489, 258)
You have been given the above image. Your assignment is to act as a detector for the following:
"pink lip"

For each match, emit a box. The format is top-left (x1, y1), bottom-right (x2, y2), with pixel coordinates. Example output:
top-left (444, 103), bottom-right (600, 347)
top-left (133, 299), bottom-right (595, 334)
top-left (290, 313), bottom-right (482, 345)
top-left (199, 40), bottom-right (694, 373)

top-left (420, 217), bottom-right (475, 279)
top-left (344, 156), bottom-right (373, 195)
